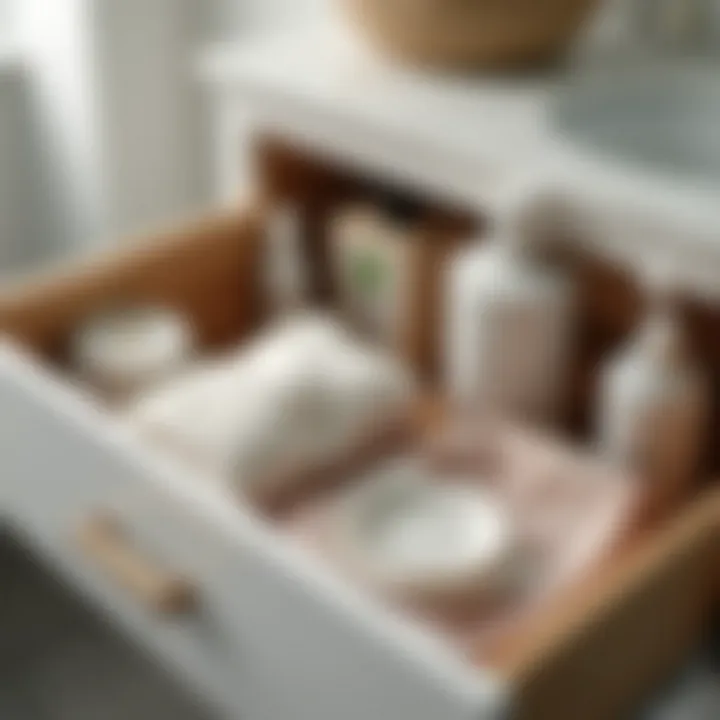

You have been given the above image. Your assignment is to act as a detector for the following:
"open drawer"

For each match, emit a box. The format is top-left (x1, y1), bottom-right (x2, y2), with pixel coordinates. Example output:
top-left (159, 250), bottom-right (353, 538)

top-left (0, 140), bottom-right (718, 720)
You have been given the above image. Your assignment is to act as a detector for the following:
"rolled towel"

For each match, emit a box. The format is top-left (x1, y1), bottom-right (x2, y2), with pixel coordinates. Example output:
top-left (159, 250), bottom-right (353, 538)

top-left (125, 313), bottom-right (414, 496)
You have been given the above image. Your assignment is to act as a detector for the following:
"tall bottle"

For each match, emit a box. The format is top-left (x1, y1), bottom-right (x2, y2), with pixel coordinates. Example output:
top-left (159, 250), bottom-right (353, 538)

top-left (445, 187), bottom-right (575, 423)
top-left (597, 263), bottom-right (707, 509)
top-left (263, 203), bottom-right (308, 317)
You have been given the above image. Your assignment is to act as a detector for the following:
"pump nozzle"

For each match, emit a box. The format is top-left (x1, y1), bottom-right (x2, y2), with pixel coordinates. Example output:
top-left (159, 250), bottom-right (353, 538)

top-left (640, 255), bottom-right (682, 310)
top-left (491, 178), bottom-right (568, 257)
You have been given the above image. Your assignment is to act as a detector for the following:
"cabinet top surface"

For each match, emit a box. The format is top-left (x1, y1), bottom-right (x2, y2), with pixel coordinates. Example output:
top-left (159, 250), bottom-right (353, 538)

top-left (200, 27), bottom-right (720, 299)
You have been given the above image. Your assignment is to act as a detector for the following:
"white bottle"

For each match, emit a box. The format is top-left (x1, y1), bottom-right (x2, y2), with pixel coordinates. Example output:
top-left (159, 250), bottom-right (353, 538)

top-left (329, 204), bottom-right (411, 346)
top-left (264, 203), bottom-right (308, 316)
top-left (445, 188), bottom-right (574, 423)
top-left (597, 265), bottom-right (707, 501)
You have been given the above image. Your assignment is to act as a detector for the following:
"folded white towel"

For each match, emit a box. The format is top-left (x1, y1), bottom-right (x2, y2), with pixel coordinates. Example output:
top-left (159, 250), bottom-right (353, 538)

top-left (125, 313), bottom-right (414, 496)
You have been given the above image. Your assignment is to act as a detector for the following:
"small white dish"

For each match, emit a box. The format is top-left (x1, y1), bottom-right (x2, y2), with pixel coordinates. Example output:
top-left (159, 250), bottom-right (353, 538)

top-left (338, 459), bottom-right (519, 601)
top-left (72, 304), bottom-right (194, 401)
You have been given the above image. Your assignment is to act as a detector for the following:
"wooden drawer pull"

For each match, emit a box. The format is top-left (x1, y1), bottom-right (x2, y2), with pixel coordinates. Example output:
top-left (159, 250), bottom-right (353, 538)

top-left (76, 513), bottom-right (198, 615)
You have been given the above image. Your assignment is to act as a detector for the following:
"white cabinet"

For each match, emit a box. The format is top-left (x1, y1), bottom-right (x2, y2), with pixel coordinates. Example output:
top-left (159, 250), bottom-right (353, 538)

top-left (0, 161), bottom-right (716, 720)
top-left (0, 342), bottom-right (506, 720)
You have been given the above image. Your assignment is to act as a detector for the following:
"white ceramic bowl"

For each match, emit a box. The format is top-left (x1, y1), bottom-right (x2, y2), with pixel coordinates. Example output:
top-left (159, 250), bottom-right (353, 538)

top-left (72, 305), bottom-right (194, 401)
top-left (339, 460), bottom-right (519, 601)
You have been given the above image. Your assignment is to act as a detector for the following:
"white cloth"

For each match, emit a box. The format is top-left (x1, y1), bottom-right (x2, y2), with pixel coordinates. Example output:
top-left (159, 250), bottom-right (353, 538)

top-left (125, 313), bottom-right (414, 494)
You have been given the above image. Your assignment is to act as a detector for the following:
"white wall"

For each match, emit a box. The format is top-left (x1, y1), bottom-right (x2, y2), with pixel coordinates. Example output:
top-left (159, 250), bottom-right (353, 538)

top-left (6, 0), bottom-right (206, 271)
top-left (1, 0), bottom-right (109, 276)
top-left (0, 64), bottom-right (25, 276)
top-left (92, 0), bottom-right (209, 238)
top-left (85, 0), bottom-right (332, 238)
top-left (207, 0), bottom-right (329, 40)
top-left (0, 0), bottom-right (18, 41)
top-left (0, 0), bottom-right (330, 276)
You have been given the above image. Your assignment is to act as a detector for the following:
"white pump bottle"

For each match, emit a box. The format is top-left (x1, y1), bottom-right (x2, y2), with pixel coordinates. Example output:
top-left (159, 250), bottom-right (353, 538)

top-left (597, 261), bottom-right (707, 503)
top-left (445, 186), bottom-right (575, 423)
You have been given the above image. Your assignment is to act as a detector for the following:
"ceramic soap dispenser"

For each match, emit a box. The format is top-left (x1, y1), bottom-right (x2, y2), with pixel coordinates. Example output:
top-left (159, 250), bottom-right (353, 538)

top-left (597, 263), bottom-right (707, 508)
top-left (445, 187), bottom-right (575, 423)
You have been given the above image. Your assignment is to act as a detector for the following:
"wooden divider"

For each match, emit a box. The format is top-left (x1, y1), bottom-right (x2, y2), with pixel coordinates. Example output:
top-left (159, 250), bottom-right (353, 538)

top-left (252, 135), bottom-right (477, 382)
top-left (506, 486), bottom-right (720, 720)
top-left (0, 206), bottom-right (266, 357)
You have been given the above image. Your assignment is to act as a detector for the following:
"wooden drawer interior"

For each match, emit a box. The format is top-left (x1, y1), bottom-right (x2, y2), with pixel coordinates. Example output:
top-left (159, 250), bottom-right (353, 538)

top-left (0, 134), bottom-right (718, 720)
top-left (8, 133), bottom-right (720, 475)
top-left (0, 209), bottom-right (266, 361)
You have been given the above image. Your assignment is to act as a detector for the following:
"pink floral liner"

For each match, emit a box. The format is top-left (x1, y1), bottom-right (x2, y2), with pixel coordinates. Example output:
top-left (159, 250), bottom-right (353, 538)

top-left (270, 412), bottom-right (645, 665)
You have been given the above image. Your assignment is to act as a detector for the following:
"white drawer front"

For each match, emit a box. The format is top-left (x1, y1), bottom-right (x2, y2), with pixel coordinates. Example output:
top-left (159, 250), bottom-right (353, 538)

top-left (0, 345), bottom-right (507, 720)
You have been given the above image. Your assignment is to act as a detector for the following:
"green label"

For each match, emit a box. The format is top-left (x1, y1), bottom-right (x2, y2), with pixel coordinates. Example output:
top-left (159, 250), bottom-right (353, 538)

top-left (350, 247), bottom-right (388, 297)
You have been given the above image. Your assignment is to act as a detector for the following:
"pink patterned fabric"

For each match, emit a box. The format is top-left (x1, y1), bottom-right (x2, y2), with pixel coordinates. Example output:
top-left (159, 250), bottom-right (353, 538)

top-left (276, 415), bottom-right (643, 663)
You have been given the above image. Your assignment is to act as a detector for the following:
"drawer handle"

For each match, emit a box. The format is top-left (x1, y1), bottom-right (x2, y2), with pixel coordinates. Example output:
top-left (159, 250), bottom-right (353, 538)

top-left (76, 512), bottom-right (198, 615)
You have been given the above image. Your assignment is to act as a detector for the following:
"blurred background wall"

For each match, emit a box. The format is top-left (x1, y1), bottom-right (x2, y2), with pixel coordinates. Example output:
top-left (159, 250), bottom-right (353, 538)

top-left (0, 0), bottom-right (328, 278)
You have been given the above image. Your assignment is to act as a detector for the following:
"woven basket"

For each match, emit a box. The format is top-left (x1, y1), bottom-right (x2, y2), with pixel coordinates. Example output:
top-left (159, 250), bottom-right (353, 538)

top-left (342, 0), bottom-right (599, 70)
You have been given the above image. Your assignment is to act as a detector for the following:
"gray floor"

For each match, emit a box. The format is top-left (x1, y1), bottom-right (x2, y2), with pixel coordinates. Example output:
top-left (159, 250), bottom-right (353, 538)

top-left (0, 534), bottom-right (214, 720)
top-left (0, 532), bottom-right (717, 720)
top-left (637, 641), bottom-right (720, 720)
